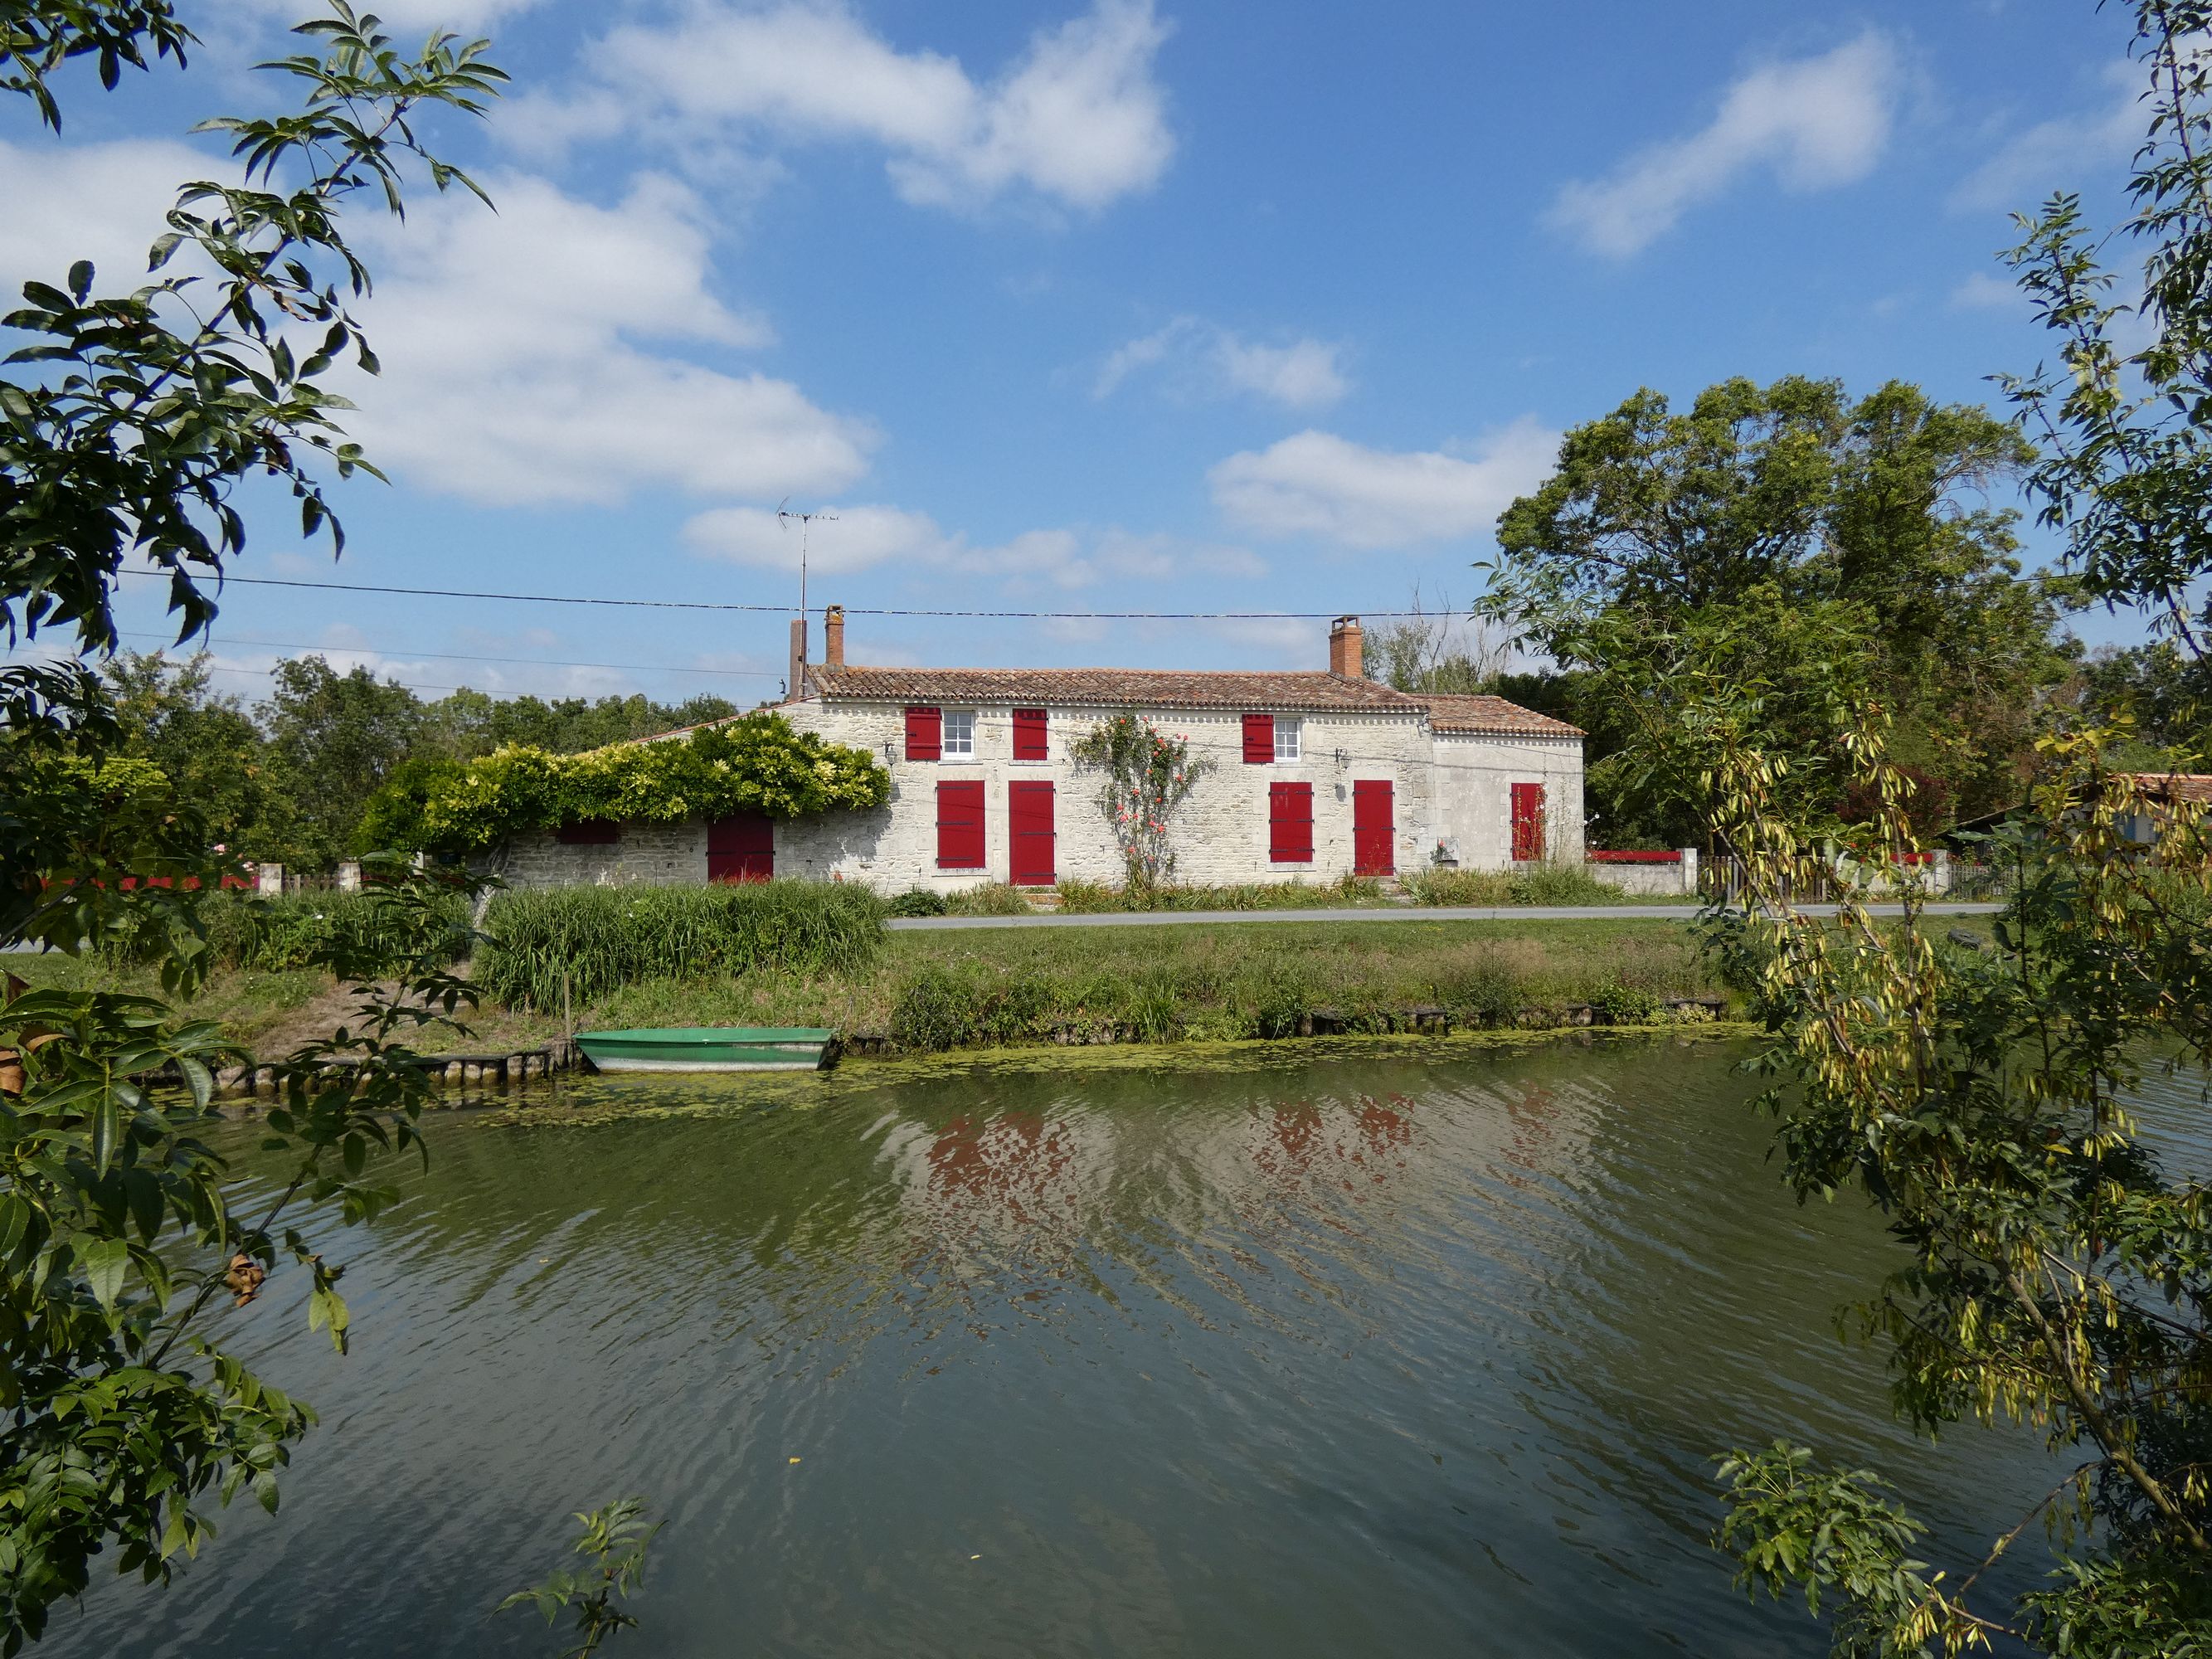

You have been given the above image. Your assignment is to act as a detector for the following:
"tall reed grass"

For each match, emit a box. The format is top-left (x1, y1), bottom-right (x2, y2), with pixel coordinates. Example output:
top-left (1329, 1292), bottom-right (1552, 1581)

top-left (479, 880), bottom-right (886, 1011)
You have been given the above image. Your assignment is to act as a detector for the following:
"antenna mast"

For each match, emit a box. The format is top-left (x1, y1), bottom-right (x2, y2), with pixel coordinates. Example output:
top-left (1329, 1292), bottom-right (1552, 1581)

top-left (778, 501), bottom-right (838, 626)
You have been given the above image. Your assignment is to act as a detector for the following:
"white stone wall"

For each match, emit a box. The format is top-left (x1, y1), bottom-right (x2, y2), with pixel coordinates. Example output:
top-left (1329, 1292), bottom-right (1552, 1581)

top-left (492, 822), bottom-right (707, 890)
top-left (485, 700), bottom-right (1588, 894)
top-left (1426, 733), bottom-right (1586, 871)
top-left (778, 699), bottom-right (1441, 890)
top-left (1585, 858), bottom-right (1694, 896)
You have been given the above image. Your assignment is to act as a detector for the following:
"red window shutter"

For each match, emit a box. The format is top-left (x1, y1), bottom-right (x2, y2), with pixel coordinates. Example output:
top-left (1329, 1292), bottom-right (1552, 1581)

top-left (905, 705), bottom-right (941, 761)
top-left (1269, 781), bottom-right (1313, 862)
top-left (1242, 713), bottom-right (1274, 764)
top-left (1013, 708), bottom-right (1048, 761)
top-left (936, 780), bottom-right (985, 868)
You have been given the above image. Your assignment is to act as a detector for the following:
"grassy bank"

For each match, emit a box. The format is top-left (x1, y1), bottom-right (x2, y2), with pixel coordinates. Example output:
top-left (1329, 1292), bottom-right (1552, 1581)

top-left (12, 916), bottom-right (1734, 1059)
top-left (889, 864), bottom-right (1692, 915)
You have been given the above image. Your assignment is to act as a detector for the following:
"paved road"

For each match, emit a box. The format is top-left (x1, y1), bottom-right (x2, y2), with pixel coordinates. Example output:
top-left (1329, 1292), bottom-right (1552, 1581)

top-left (886, 902), bottom-right (2005, 932)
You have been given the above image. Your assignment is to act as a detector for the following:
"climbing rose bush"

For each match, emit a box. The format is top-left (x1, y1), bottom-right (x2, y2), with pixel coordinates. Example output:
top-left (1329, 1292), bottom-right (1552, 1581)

top-left (1070, 713), bottom-right (1215, 893)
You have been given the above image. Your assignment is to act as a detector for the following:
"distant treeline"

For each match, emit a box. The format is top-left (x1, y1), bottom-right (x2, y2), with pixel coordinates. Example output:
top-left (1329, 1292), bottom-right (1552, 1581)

top-left (100, 650), bottom-right (745, 872)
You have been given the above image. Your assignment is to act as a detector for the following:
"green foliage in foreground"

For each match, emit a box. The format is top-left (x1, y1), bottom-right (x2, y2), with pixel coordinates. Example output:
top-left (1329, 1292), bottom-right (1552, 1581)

top-left (0, 874), bottom-right (480, 1649)
top-left (478, 881), bottom-right (887, 1012)
top-left (104, 890), bottom-right (473, 976)
top-left (357, 713), bottom-right (890, 856)
top-left (503, 1498), bottom-right (659, 1659)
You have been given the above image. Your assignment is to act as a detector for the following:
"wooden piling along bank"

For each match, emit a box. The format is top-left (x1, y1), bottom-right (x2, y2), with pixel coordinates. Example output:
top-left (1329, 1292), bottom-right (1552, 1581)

top-left (215, 1040), bottom-right (587, 1098)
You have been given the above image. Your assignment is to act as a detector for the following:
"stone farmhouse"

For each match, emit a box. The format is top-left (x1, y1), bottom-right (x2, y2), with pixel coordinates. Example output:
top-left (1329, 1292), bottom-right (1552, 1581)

top-left (500, 610), bottom-right (1584, 893)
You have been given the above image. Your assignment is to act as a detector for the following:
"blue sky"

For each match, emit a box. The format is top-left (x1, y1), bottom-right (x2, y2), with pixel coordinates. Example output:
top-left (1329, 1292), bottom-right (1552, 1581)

top-left (2, 0), bottom-right (2152, 706)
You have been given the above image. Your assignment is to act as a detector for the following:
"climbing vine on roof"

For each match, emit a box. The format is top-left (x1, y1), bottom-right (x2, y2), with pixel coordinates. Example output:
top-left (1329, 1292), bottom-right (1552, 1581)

top-left (356, 713), bottom-right (890, 854)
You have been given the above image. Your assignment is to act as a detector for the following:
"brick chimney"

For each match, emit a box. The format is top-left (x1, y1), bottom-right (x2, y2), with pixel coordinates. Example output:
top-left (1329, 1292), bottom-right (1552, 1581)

top-left (1328, 615), bottom-right (1364, 679)
top-left (824, 604), bottom-right (845, 669)
top-left (788, 617), bottom-right (806, 699)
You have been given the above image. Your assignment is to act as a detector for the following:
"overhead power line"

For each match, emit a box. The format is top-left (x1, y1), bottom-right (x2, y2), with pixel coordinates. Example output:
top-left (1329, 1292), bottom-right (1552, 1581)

top-left (114, 568), bottom-right (1423, 621)
top-left (112, 629), bottom-right (780, 679)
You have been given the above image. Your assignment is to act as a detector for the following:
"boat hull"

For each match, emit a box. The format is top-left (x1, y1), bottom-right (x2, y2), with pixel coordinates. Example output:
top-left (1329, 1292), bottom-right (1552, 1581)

top-left (574, 1027), bottom-right (837, 1073)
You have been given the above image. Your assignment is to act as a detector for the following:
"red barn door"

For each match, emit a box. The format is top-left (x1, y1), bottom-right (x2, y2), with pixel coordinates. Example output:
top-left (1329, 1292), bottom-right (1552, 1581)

top-left (707, 812), bottom-right (774, 883)
top-left (1353, 780), bottom-right (1394, 875)
top-left (1510, 783), bottom-right (1546, 863)
top-left (1009, 781), bottom-right (1055, 886)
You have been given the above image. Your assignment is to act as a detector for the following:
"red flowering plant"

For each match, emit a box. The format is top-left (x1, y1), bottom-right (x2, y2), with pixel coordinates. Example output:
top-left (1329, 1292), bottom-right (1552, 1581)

top-left (1069, 714), bottom-right (1215, 898)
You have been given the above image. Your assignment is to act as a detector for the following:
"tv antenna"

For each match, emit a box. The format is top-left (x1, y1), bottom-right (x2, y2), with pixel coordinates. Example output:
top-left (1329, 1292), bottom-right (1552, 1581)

top-left (777, 500), bottom-right (838, 624)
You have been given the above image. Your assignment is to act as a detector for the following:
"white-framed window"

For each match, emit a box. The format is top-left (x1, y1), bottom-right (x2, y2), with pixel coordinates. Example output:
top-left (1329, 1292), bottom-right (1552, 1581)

top-left (941, 708), bottom-right (977, 758)
top-left (1273, 716), bottom-right (1302, 762)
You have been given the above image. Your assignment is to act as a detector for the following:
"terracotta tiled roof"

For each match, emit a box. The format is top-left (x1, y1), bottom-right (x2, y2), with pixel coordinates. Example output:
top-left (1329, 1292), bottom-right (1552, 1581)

top-left (2120, 771), bottom-right (2212, 805)
top-left (809, 665), bottom-right (1424, 714)
top-left (1419, 693), bottom-right (1583, 738)
top-left (800, 665), bottom-right (1579, 737)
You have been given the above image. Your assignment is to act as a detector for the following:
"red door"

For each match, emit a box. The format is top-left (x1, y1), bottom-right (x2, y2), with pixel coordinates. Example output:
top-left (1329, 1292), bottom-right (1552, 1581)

top-left (1353, 780), bottom-right (1394, 875)
top-left (1009, 781), bottom-right (1055, 886)
top-left (707, 812), bottom-right (774, 883)
top-left (1510, 783), bottom-right (1546, 862)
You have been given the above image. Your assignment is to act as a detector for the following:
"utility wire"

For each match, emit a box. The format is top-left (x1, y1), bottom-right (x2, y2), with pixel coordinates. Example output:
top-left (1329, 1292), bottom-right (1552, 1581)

top-left (110, 629), bottom-right (779, 679)
top-left (114, 568), bottom-right (1425, 621)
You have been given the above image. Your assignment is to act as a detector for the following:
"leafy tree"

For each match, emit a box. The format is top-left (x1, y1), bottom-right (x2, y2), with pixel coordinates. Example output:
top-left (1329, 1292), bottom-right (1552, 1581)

top-left (1368, 588), bottom-right (1512, 695)
top-left (421, 687), bottom-right (740, 760)
top-left (255, 655), bottom-right (425, 868)
top-left (98, 652), bottom-right (270, 854)
top-left (0, 3), bottom-right (507, 1646)
top-left (1508, 5), bottom-right (2212, 1650)
top-left (1482, 377), bottom-right (2073, 840)
top-left (2076, 640), bottom-right (2212, 767)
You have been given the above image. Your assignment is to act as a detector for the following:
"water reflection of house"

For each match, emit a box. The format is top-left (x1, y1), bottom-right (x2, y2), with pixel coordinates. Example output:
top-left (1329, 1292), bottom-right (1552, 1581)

top-left (875, 1077), bottom-right (1606, 1256)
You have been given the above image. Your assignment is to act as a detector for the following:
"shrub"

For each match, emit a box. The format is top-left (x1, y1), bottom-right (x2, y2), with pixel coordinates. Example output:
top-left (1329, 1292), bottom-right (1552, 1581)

top-left (361, 713), bottom-right (889, 854)
top-left (1242, 958), bottom-right (1310, 1039)
top-left (104, 889), bottom-right (473, 977)
top-left (1586, 980), bottom-right (1661, 1024)
top-left (943, 883), bottom-right (1033, 917)
top-left (888, 966), bottom-right (983, 1051)
top-left (1509, 864), bottom-right (1623, 906)
top-left (1054, 875), bottom-right (1383, 913)
top-left (479, 880), bottom-right (886, 1011)
top-left (887, 888), bottom-right (949, 917)
top-left (1400, 868), bottom-right (1518, 906)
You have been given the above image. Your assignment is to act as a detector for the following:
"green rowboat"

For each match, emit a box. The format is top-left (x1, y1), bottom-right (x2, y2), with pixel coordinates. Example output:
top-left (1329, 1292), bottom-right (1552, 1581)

top-left (574, 1027), bottom-right (838, 1073)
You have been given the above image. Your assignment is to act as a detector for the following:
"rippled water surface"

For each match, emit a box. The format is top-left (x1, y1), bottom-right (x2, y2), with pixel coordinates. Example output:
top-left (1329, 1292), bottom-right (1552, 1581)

top-left (61, 1037), bottom-right (2201, 1658)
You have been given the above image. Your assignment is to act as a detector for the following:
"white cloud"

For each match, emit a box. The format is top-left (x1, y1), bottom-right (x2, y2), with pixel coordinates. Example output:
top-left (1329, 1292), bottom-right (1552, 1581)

top-left (1950, 270), bottom-right (2025, 313)
top-left (516, 0), bottom-right (1174, 212)
top-left (211, 0), bottom-right (547, 34)
top-left (1096, 316), bottom-right (1349, 409)
top-left (0, 137), bottom-right (207, 301)
top-left (340, 171), bottom-right (874, 507)
top-left (1546, 32), bottom-right (1898, 257)
top-left (1953, 60), bottom-right (2140, 212)
top-left (682, 504), bottom-right (953, 573)
top-left (1, 141), bottom-right (872, 509)
top-left (685, 506), bottom-right (1266, 591)
top-left (1208, 420), bottom-right (1560, 549)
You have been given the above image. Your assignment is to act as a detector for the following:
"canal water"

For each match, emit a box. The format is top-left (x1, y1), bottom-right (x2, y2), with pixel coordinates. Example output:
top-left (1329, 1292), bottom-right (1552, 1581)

top-left (56, 1037), bottom-right (2193, 1657)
